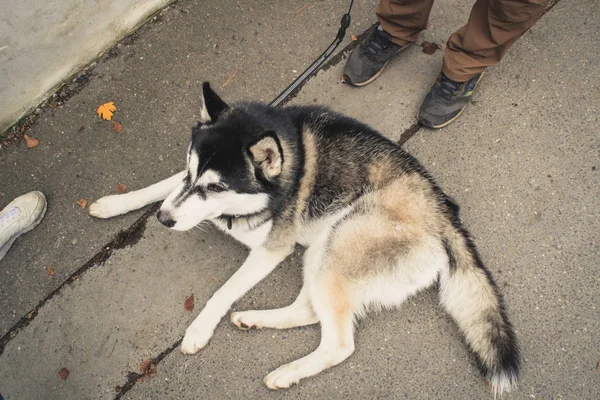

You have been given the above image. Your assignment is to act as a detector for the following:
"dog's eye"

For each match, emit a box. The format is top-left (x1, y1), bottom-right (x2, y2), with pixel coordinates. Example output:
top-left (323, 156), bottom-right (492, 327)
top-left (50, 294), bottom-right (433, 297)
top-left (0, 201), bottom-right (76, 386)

top-left (206, 183), bottom-right (226, 193)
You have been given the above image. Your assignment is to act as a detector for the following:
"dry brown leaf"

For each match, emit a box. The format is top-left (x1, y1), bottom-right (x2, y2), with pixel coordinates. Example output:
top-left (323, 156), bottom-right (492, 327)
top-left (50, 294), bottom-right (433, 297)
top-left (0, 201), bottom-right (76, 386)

top-left (421, 41), bottom-right (442, 55)
top-left (97, 102), bottom-right (117, 121)
top-left (184, 294), bottom-right (195, 312)
top-left (351, 34), bottom-right (358, 41)
top-left (116, 184), bottom-right (127, 193)
top-left (139, 359), bottom-right (152, 373)
top-left (24, 134), bottom-right (39, 149)
top-left (112, 121), bottom-right (123, 133)
top-left (47, 267), bottom-right (55, 276)
top-left (59, 367), bottom-right (70, 380)
top-left (76, 198), bottom-right (88, 208)
top-left (147, 363), bottom-right (157, 378)
top-left (26, 310), bottom-right (35, 319)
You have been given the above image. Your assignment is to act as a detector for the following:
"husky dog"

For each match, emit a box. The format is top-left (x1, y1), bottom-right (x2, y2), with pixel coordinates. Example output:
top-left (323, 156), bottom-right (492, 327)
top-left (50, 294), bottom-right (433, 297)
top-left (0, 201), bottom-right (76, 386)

top-left (89, 83), bottom-right (520, 395)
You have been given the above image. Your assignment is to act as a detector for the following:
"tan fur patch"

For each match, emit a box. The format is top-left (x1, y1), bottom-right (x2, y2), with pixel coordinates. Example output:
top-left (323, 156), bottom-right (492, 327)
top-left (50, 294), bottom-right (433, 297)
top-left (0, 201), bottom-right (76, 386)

top-left (377, 174), bottom-right (444, 234)
top-left (295, 127), bottom-right (318, 222)
top-left (324, 272), bottom-right (352, 348)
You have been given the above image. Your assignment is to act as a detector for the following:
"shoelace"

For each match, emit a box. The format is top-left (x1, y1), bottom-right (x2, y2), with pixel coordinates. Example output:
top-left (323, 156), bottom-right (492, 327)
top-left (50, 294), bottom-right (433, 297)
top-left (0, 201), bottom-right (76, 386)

top-left (438, 75), bottom-right (463, 100)
top-left (0, 207), bottom-right (21, 227)
top-left (363, 29), bottom-right (392, 60)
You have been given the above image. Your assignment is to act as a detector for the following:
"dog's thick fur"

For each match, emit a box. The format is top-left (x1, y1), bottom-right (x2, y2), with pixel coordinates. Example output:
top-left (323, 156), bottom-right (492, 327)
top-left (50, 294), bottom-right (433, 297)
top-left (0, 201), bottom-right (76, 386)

top-left (90, 83), bottom-right (520, 395)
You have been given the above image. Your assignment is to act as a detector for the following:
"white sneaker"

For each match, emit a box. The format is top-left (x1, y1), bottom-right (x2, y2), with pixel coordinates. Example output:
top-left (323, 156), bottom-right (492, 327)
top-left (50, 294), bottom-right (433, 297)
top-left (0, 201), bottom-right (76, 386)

top-left (0, 191), bottom-right (47, 261)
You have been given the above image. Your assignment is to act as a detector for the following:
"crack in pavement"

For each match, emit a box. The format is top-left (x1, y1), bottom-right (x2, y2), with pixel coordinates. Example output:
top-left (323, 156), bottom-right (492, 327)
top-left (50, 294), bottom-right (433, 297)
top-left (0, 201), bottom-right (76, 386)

top-left (0, 204), bottom-right (156, 357)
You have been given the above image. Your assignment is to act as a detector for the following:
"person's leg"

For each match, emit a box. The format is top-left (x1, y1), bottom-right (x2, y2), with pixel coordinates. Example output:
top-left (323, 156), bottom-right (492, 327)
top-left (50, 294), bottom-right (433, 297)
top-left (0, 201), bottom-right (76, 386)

top-left (419, 0), bottom-right (550, 128)
top-left (343, 0), bottom-right (434, 86)
top-left (444, 0), bottom-right (550, 81)
top-left (377, 0), bottom-right (435, 46)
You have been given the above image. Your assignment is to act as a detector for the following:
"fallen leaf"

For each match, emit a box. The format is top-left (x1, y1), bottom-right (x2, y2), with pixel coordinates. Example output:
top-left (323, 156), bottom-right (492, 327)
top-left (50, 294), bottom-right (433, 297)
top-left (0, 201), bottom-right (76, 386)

top-left (351, 34), bottom-right (358, 41)
top-left (59, 367), bottom-right (70, 380)
top-left (97, 102), bottom-right (117, 121)
top-left (112, 121), bottom-right (123, 133)
top-left (47, 267), bottom-right (55, 276)
top-left (221, 70), bottom-right (238, 88)
top-left (139, 359), bottom-right (152, 373)
top-left (24, 134), bottom-right (39, 148)
top-left (26, 310), bottom-right (35, 319)
top-left (115, 386), bottom-right (121, 393)
top-left (421, 41), bottom-right (442, 55)
top-left (138, 359), bottom-right (157, 379)
top-left (116, 184), bottom-right (127, 193)
top-left (184, 294), bottom-right (195, 312)
top-left (76, 198), bottom-right (88, 208)
top-left (71, 275), bottom-right (78, 281)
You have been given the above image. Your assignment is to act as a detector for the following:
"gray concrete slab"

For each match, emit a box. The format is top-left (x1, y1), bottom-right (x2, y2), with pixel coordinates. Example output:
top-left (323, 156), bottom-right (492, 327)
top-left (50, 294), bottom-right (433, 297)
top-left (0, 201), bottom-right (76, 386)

top-left (1, 0), bottom-right (599, 399)
top-left (121, 0), bottom-right (600, 399)
top-left (0, 0), bottom-right (374, 337)
top-left (0, 0), bottom-right (175, 134)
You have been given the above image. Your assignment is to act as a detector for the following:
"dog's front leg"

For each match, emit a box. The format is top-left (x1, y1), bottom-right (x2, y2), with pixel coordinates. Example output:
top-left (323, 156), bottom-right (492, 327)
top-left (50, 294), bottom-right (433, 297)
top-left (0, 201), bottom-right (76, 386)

top-left (181, 245), bottom-right (291, 354)
top-left (89, 171), bottom-right (186, 219)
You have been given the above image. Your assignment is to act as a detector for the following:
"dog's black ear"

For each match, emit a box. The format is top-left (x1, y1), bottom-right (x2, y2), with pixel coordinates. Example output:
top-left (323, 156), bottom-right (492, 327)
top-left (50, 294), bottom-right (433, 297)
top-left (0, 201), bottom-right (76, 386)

top-left (199, 82), bottom-right (228, 124)
top-left (248, 131), bottom-right (283, 180)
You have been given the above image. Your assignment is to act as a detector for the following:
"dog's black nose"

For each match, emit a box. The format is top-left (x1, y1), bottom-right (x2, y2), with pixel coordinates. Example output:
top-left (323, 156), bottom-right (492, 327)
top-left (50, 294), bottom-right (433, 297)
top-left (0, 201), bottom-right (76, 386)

top-left (157, 210), bottom-right (176, 228)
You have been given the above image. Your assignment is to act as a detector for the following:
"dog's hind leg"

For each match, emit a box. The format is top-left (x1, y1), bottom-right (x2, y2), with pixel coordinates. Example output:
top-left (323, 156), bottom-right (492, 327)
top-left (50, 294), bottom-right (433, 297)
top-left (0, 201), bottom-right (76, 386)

top-left (89, 171), bottom-right (185, 219)
top-left (264, 265), bottom-right (355, 390)
top-left (231, 283), bottom-right (319, 330)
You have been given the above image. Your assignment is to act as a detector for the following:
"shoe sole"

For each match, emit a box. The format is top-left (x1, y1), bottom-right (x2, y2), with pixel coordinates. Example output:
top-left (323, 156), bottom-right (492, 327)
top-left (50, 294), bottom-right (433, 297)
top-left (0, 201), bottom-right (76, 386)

top-left (0, 192), bottom-right (47, 261)
top-left (425, 71), bottom-right (486, 129)
top-left (343, 44), bottom-right (412, 87)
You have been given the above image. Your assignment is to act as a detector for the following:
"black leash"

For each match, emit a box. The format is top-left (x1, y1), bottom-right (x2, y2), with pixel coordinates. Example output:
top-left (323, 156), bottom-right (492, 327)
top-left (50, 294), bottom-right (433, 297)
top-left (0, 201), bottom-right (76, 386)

top-left (268, 0), bottom-right (354, 107)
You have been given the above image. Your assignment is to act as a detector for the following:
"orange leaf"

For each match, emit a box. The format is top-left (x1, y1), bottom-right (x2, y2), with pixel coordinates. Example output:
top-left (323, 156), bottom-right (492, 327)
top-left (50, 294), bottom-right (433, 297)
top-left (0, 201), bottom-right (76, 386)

top-left (24, 134), bottom-right (39, 148)
top-left (76, 198), bottom-right (88, 208)
top-left (184, 294), bottom-right (194, 312)
top-left (112, 121), bottom-right (123, 133)
top-left (351, 34), bottom-right (358, 41)
top-left (59, 367), bottom-right (70, 380)
top-left (97, 102), bottom-right (117, 120)
top-left (47, 267), bottom-right (55, 276)
top-left (116, 184), bottom-right (127, 193)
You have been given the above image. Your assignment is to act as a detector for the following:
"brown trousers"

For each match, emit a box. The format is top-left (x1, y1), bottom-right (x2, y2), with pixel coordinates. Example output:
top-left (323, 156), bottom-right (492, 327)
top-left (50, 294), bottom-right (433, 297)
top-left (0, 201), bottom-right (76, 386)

top-left (377, 0), bottom-right (549, 81)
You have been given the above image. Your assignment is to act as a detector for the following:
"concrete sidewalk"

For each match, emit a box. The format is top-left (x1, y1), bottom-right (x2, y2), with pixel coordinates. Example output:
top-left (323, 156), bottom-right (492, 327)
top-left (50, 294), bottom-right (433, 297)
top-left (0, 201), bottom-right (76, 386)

top-left (1, 0), bottom-right (599, 399)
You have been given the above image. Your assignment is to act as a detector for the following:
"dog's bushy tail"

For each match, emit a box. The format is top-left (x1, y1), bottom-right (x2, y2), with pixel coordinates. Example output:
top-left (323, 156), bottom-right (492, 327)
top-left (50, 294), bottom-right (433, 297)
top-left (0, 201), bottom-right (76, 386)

top-left (439, 227), bottom-right (520, 396)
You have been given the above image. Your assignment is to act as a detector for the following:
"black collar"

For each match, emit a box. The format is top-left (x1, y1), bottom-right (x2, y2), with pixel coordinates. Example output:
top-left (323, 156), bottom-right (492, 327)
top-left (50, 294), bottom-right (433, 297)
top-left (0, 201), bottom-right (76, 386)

top-left (218, 208), bottom-right (272, 230)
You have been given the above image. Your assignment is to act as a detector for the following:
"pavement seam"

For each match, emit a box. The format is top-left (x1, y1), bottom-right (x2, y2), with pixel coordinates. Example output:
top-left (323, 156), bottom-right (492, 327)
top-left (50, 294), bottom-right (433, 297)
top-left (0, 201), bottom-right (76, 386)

top-left (114, 337), bottom-right (183, 398)
top-left (0, 204), bottom-right (156, 357)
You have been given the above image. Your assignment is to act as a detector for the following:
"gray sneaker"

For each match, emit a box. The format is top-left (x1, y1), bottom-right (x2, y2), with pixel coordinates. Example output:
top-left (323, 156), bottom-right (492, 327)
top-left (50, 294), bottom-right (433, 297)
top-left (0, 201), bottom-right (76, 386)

top-left (0, 191), bottom-right (47, 261)
top-left (343, 25), bottom-right (409, 87)
top-left (418, 72), bottom-right (484, 129)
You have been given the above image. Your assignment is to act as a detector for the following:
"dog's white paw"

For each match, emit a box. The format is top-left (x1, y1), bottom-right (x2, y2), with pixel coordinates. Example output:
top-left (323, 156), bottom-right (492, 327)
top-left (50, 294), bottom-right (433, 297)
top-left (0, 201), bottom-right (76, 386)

top-left (88, 195), bottom-right (130, 219)
top-left (230, 311), bottom-right (262, 330)
top-left (180, 325), bottom-right (213, 354)
top-left (264, 363), bottom-right (302, 390)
